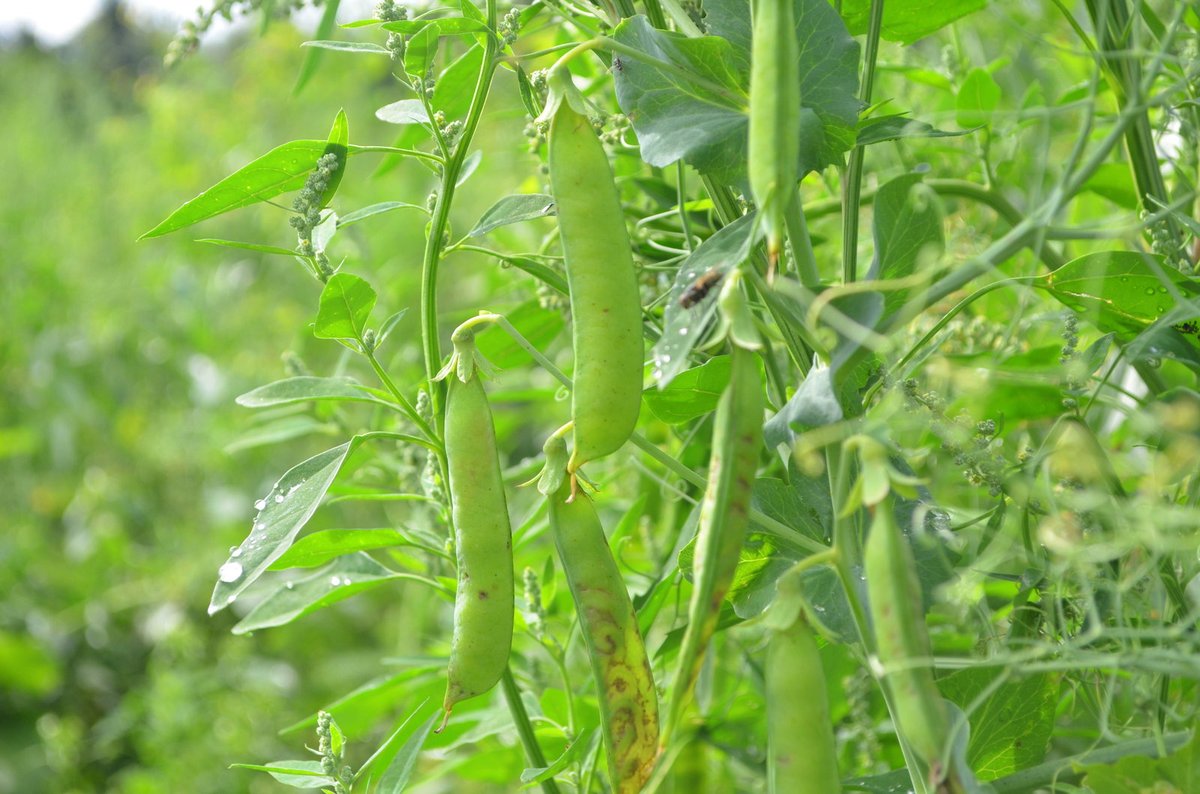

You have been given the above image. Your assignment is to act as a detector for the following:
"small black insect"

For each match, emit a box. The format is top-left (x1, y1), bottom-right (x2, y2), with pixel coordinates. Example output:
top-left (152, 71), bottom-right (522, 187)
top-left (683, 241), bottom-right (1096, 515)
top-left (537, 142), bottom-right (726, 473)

top-left (1174, 320), bottom-right (1199, 336)
top-left (679, 268), bottom-right (723, 308)
top-left (612, 56), bottom-right (624, 73)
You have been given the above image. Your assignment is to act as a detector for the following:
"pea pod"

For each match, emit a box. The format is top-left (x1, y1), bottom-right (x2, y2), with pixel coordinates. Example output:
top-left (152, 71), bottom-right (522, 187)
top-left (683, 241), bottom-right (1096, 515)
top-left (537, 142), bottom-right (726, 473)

top-left (864, 497), bottom-right (950, 774)
top-left (546, 453), bottom-right (659, 792)
top-left (748, 0), bottom-right (800, 262)
top-left (441, 366), bottom-right (514, 718)
top-left (548, 92), bottom-right (643, 474)
top-left (767, 615), bottom-right (841, 794)
top-left (663, 343), bottom-right (763, 744)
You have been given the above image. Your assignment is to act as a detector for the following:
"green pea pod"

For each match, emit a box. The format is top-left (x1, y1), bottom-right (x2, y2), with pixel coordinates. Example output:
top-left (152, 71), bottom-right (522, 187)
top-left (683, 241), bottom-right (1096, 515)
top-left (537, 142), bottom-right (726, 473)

top-left (548, 95), bottom-right (643, 473)
top-left (442, 370), bottom-right (514, 718)
top-left (547, 477), bottom-right (659, 792)
top-left (864, 496), bottom-right (950, 772)
top-left (767, 615), bottom-right (841, 794)
top-left (663, 343), bottom-right (763, 744)
top-left (748, 0), bottom-right (800, 262)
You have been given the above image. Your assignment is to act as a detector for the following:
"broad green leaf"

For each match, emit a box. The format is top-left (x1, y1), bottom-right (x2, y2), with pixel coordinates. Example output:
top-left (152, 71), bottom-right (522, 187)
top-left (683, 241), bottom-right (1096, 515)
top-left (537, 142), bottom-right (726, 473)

top-left (842, 769), bottom-right (916, 793)
top-left (870, 172), bottom-right (944, 313)
top-left (939, 669), bottom-right (1057, 780)
top-left (475, 300), bottom-right (565, 369)
top-left (1081, 162), bottom-right (1139, 209)
top-left (232, 552), bottom-right (406, 633)
top-left (404, 23), bottom-right (440, 78)
top-left (611, 16), bottom-right (748, 181)
top-left (230, 760), bottom-right (334, 788)
top-left (468, 194), bottom-right (556, 237)
top-left (752, 475), bottom-right (832, 543)
top-left (763, 364), bottom-right (843, 448)
top-left (1080, 730), bottom-right (1200, 794)
top-left (337, 201), bottom-right (424, 227)
top-left (197, 238), bottom-right (300, 257)
top-left (236, 376), bottom-right (377, 407)
top-left (838, 0), bottom-right (987, 44)
top-left (293, 0), bottom-right (342, 94)
top-left (270, 528), bottom-right (409, 569)
top-left (856, 114), bottom-right (972, 146)
top-left (301, 40), bottom-right (390, 54)
top-left (376, 712), bottom-right (440, 792)
top-left (209, 440), bottom-right (357, 613)
top-left (140, 140), bottom-right (330, 239)
top-left (521, 728), bottom-right (598, 786)
top-left (615, 0), bottom-right (860, 181)
top-left (652, 212), bottom-right (757, 387)
top-left (434, 44), bottom-right (484, 119)
top-left (314, 273), bottom-right (377, 341)
top-left (642, 355), bottom-right (731, 424)
top-left (956, 67), bottom-right (1002, 129)
top-left (376, 99), bottom-right (430, 125)
top-left (1038, 251), bottom-right (1200, 337)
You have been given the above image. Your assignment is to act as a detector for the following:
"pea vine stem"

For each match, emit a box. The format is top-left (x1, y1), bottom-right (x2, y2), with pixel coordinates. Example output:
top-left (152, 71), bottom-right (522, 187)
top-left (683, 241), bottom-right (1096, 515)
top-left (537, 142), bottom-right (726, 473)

top-left (841, 0), bottom-right (885, 284)
top-left (500, 668), bottom-right (562, 794)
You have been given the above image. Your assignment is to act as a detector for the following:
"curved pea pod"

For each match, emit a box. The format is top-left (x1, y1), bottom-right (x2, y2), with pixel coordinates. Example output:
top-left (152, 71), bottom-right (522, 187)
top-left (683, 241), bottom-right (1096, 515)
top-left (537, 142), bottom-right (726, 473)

top-left (767, 615), bottom-right (841, 794)
top-left (548, 97), bottom-right (644, 473)
top-left (663, 343), bottom-right (763, 743)
top-left (864, 497), bottom-right (950, 772)
top-left (547, 476), bottom-right (659, 792)
top-left (442, 370), bottom-right (514, 717)
top-left (748, 0), bottom-right (800, 262)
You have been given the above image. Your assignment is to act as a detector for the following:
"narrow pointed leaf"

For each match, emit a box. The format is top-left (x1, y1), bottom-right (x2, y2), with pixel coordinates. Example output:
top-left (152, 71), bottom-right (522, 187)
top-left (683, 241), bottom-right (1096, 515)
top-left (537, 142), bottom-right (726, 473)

top-left (314, 273), bottom-right (377, 341)
top-left (235, 376), bottom-right (377, 407)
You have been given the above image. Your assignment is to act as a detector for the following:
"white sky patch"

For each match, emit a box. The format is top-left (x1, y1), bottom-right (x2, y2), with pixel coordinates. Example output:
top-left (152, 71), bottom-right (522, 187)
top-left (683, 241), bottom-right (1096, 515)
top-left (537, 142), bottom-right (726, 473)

top-left (0, 0), bottom-right (377, 46)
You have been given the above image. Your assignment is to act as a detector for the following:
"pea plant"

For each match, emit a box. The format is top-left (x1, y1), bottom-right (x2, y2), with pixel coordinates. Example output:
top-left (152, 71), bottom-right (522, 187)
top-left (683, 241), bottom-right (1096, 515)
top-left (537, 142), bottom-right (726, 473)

top-left (145, 0), bottom-right (1200, 791)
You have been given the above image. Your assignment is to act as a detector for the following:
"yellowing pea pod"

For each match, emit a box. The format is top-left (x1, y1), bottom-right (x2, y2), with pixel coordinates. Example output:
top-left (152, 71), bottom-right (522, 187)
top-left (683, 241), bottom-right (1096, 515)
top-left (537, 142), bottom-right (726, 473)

top-left (545, 445), bottom-right (659, 793)
top-left (547, 81), bottom-right (644, 475)
top-left (864, 496), bottom-right (951, 779)
top-left (663, 341), bottom-right (763, 746)
top-left (748, 0), bottom-right (800, 265)
top-left (440, 346), bottom-right (514, 723)
top-left (767, 614), bottom-right (841, 794)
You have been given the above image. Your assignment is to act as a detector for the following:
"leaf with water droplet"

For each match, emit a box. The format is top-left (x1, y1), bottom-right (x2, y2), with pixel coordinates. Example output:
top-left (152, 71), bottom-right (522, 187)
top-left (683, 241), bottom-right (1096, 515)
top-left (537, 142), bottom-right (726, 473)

top-left (652, 212), bottom-right (757, 387)
top-left (231, 553), bottom-right (406, 634)
top-left (209, 440), bottom-right (358, 614)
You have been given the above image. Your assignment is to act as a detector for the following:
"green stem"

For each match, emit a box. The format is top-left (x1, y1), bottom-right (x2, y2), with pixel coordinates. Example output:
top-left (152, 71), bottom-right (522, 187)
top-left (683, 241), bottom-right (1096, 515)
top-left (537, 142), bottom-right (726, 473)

top-left (841, 0), bottom-right (886, 284)
top-left (783, 192), bottom-right (820, 285)
top-left (990, 732), bottom-right (1191, 793)
top-left (365, 349), bottom-right (437, 442)
top-left (500, 669), bottom-right (562, 794)
top-left (420, 0), bottom-right (501, 398)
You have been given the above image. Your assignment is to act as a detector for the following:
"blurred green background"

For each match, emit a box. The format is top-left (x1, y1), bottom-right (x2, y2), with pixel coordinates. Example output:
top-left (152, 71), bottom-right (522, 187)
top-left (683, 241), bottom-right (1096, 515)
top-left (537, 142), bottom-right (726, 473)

top-left (0, 5), bottom-right (533, 791)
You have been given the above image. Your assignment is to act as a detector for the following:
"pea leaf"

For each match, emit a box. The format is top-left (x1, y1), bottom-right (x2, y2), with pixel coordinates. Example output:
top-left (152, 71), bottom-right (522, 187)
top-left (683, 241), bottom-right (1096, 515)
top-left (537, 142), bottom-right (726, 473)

top-left (939, 669), bottom-right (1057, 780)
top-left (235, 376), bottom-right (378, 407)
top-left (838, 0), bottom-right (987, 44)
top-left (956, 67), bottom-right (1002, 129)
top-left (197, 238), bottom-right (301, 257)
top-left (642, 355), bottom-right (731, 424)
top-left (337, 201), bottom-right (424, 227)
top-left (468, 194), bottom-right (556, 237)
top-left (375, 99), bottom-right (431, 125)
top-left (616, 0), bottom-right (860, 181)
top-left (269, 528), bottom-right (409, 570)
top-left (209, 440), bottom-right (358, 614)
top-left (869, 172), bottom-right (944, 312)
top-left (314, 273), bottom-right (377, 341)
top-left (231, 552), bottom-right (407, 634)
top-left (857, 114), bottom-right (973, 146)
top-left (652, 212), bottom-right (757, 387)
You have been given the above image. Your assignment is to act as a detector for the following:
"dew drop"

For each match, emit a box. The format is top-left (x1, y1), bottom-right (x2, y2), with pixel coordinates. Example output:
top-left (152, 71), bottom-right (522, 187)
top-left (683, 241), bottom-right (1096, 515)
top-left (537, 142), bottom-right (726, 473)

top-left (274, 493), bottom-right (285, 504)
top-left (231, 547), bottom-right (243, 558)
top-left (285, 581), bottom-right (295, 590)
top-left (218, 562), bottom-right (243, 583)
top-left (679, 327), bottom-right (689, 336)
top-left (254, 499), bottom-right (267, 510)
top-left (226, 594), bottom-right (236, 604)
top-left (330, 576), bottom-right (342, 587)
top-left (1145, 287), bottom-right (1157, 296)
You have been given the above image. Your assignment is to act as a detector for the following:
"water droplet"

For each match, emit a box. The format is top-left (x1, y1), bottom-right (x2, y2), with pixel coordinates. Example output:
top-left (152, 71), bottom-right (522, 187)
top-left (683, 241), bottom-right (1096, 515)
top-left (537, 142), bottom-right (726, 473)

top-left (285, 581), bottom-right (295, 590)
top-left (662, 354), bottom-right (671, 363)
top-left (231, 547), bottom-right (243, 558)
top-left (1119, 276), bottom-right (1130, 283)
top-left (252, 521), bottom-right (264, 532)
top-left (1145, 287), bottom-right (1156, 296)
top-left (218, 562), bottom-right (243, 582)
top-left (226, 594), bottom-right (236, 604)
top-left (329, 576), bottom-right (342, 587)
top-left (273, 493), bottom-right (285, 504)
top-left (254, 499), bottom-right (266, 510)
top-left (679, 327), bottom-right (689, 336)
